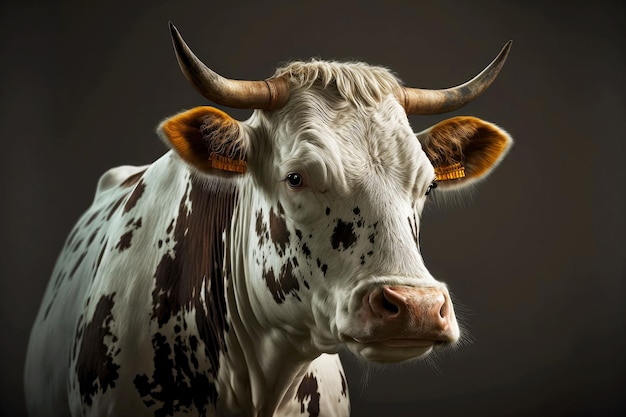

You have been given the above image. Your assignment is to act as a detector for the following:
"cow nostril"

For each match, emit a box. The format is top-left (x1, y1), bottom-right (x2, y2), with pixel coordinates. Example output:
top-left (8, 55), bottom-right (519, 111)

top-left (439, 296), bottom-right (448, 319)
top-left (381, 291), bottom-right (399, 314)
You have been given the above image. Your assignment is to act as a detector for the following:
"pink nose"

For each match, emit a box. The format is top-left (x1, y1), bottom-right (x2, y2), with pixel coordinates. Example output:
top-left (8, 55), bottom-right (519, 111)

top-left (366, 285), bottom-right (456, 342)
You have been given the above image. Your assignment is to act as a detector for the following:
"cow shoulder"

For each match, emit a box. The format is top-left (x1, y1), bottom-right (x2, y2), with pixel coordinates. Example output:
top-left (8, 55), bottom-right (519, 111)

top-left (96, 165), bottom-right (150, 197)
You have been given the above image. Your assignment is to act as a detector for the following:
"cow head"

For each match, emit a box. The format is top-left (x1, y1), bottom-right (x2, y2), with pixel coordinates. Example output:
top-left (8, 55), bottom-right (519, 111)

top-left (158, 23), bottom-right (512, 363)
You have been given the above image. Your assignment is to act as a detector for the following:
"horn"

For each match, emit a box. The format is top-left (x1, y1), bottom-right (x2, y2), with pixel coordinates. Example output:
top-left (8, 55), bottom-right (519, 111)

top-left (168, 22), bottom-right (290, 110)
top-left (400, 41), bottom-right (512, 115)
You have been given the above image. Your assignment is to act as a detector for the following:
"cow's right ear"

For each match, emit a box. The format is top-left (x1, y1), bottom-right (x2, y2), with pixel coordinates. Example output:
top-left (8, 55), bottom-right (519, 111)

top-left (417, 116), bottom-right (512, 189)
top-left (157, 106), bottom-right (247, 176)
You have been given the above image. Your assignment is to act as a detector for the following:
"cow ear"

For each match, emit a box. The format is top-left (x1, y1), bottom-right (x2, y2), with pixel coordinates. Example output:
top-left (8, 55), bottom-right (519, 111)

top-left (417, 116), bottom-right (512, 189)
top-left (158, 106), bottom-right (247, 176)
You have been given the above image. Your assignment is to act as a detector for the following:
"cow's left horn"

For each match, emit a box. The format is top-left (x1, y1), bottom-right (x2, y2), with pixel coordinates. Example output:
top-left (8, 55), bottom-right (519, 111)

top-left (169, 22), bottom-right (290, 110)
top-left (399, 41), bottom-right (512, 115)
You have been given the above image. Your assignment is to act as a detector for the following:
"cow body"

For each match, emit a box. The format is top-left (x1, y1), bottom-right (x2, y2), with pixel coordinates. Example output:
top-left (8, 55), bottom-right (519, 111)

top-left (26, 150), bottom-right (351, 416)
top-left (26, 29), bottom-right (512, 417)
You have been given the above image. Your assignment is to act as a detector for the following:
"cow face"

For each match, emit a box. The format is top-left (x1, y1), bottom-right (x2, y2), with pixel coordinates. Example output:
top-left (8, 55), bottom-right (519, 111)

top-left (158, 69), bottom-right (511, 363)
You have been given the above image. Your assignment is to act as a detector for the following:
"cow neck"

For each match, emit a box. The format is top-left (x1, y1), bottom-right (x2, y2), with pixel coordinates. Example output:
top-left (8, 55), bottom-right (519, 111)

top-left (219, 176), bottom-right (315, 417)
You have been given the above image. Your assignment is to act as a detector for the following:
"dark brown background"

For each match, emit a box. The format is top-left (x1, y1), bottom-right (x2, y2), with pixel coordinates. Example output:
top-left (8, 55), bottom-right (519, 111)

top-left (1, 1), bottom-right (624, 416)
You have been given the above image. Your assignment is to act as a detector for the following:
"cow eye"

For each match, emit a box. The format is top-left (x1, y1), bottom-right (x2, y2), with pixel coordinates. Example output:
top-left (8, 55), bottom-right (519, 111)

top-left (286, 173), bottom-right (304, 189)
top-left (425, 180), bottom-right (437, 196)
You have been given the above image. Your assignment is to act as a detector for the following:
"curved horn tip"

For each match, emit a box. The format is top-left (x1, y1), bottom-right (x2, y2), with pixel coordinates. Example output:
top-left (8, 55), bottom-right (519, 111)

top-left (487, 40), bottom-right (513, 75)
top-left (168, 21), bottom-right (183, 46)
top-left (168, 21), bottom-right (177, 37)
top-left (501, 40), bottom-right (513, 55)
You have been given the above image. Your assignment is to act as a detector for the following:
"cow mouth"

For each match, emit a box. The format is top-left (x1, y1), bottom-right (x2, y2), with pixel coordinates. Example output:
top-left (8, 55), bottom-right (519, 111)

top-left (345, 336), bottom-right (444, 363)
top-left (379, 338), bottom-right (437, 348)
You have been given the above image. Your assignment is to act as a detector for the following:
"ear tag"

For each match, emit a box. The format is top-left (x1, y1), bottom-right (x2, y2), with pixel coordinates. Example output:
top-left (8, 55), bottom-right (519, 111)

top-left (434, 162), bottom-right (466, 181)
top-left (208, 153), bottom-right (247, 174)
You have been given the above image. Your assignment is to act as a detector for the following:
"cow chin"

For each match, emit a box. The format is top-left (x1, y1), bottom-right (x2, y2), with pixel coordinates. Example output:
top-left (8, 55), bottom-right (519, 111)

top-left (346, 340), bottom-right (436, 363)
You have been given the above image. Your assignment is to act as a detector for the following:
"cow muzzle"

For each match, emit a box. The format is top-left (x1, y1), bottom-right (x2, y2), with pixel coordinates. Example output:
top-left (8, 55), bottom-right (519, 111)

top-left (344, 285), bottom-right (460, 363)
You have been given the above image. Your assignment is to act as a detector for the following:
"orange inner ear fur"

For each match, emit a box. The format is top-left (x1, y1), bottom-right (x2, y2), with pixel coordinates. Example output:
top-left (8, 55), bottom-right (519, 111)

top-left (463, 121), bottom-right (510, 178)
top-left (424, 116), bottom-right (510, 182)
top-left (160, 106), bottom-right (245, 174)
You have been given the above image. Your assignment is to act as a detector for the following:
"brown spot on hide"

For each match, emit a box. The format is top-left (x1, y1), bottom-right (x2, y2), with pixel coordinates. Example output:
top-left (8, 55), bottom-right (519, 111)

top-left (115, 230), bottom-right (133, 252)
top-left (69, 252), bottom-right (87, 278)
top-left (107, 195), bottom-right (126, 221)
top-left (95, 243), bottom-right (107, 271)
top-left (43, 299), bottom-right (54, 321)
top-left (166, 218), bottom-right (175, 235)
top-left (133, 332), bottom-right (212, 416)
top-left (87, 228), bottom-right (100, 246)
top-left (280, 262), bottom-right (300, 301)
top-left (269, 207), bottom-right (290, 255)
top-left (120, 169), bottom-right (147, 188)
top-left (151, 178), bottom-right (233, 331)
top-left (114, 217), bottom-right (142, 252)
top-left (368, 223), bottom-right (378, 244)
top-left (263, 261), bottom-right (301, 304)
top-left (124, 179), bottom-right (146, 213)
top-left (331, 220), bottom-right (357, 251)
top-left (75, 293), bottom-right (120, 406)
top-left (316, 258), bottom-right (328, 276)
top-left (255, 210), bottom-right (268, 246)
top-left (263, 268), bottom-right (278, 301)
top-left (296, 372), bottom-right (320, 417)
top-left (72, 238), bottom-right (84, 252)
top-left (85, 209), bottom-right (101, 227)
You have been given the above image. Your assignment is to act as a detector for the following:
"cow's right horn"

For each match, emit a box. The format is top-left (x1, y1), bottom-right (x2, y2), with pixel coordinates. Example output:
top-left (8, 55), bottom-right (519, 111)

top-left (169, 22), bottom-right (290, 110)
top-left (399, 41), bottom-right (512, 115)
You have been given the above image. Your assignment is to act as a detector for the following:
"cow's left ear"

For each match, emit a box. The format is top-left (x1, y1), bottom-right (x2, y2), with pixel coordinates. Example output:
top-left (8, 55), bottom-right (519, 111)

top-left (417, 116), bottom-right (512, 189)
top-left (158, 106), bottom-right (247, 176)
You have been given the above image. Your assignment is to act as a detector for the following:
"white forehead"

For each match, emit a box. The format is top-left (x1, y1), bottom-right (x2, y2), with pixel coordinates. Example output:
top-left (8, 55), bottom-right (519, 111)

top-left (272, 59), bottom-right (402, 106)
top-left (265, 61), bottom-right (434, 195)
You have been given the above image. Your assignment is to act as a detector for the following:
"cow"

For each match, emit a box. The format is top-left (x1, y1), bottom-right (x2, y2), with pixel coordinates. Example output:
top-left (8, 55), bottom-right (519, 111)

top-left (24, 22), bottom-right (512, 417)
